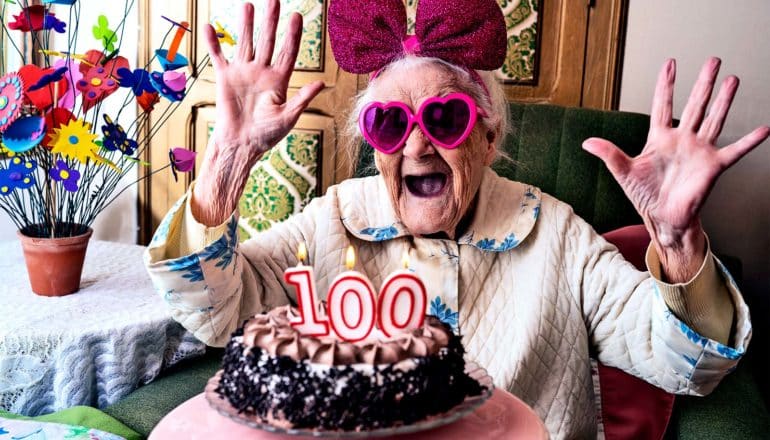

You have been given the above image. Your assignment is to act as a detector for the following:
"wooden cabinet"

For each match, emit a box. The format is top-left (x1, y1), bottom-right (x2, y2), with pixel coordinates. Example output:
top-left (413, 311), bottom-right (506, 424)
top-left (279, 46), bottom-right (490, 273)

top-left (137, 0), bottom-right (627, 243)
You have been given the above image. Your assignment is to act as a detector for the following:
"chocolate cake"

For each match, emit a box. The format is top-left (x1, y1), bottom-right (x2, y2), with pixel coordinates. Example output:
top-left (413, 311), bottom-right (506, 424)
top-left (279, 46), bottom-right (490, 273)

top-left (214, 305), bottom-right (484, 431)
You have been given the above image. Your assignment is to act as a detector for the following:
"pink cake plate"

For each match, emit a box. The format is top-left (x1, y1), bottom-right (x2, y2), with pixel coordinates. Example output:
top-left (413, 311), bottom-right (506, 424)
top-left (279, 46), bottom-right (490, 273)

top-left (149, 367), bottom-right (548, 440)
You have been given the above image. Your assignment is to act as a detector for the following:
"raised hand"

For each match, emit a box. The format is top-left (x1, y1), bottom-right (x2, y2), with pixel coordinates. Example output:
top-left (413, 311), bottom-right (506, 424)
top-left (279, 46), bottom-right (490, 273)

top-left (582, 58), bottom-right (769, 282)
top-left (193, 1), bottom-right (324, 226)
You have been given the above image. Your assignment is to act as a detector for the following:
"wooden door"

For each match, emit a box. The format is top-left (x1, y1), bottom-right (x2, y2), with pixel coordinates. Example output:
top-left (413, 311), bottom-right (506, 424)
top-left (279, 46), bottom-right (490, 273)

top-left (137, 0), bottom-right (627, 243)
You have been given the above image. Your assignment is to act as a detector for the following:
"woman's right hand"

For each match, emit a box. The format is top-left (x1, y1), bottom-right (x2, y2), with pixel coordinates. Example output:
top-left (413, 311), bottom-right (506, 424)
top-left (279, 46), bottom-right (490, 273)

top-left (193, 0), bottom-right (324, 226)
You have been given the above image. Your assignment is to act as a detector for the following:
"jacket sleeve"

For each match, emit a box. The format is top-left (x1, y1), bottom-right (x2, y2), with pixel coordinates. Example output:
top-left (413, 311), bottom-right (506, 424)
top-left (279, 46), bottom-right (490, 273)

top-left (560, 204), bottom-right (752, 396)
top-left (144, 184), bottom-right (323, 347)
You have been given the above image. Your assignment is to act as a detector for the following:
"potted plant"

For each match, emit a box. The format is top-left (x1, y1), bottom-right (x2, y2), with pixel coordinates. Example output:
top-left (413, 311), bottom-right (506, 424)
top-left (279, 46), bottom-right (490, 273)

top-left (0, 3), bottom-right (200, 296)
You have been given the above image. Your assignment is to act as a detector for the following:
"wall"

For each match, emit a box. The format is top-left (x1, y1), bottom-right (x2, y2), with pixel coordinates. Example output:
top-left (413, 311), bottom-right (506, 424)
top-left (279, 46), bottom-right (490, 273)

top-left (0, 1), bottom-right (138, 243)
top-left (620, 0), bottom-right (770, 296)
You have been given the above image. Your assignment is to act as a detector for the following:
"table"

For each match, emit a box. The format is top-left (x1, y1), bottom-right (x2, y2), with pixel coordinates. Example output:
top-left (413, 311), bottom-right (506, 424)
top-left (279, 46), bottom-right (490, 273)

top-left (0, 240), bottom-right (206, 416)
top-left (149, 389), bottom-right (549, 439)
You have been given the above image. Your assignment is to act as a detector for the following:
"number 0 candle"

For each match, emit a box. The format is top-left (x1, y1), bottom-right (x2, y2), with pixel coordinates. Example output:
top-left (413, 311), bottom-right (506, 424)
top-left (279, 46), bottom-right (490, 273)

top-left (377, 252), bottom-right (427, 337)
top-left (326, 246), bottom-right (377, 342)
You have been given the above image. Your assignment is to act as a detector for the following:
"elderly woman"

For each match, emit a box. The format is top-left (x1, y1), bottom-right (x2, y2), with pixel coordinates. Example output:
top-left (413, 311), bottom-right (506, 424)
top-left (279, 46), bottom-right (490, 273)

top-left (145, 0), bottom-right (768, 437)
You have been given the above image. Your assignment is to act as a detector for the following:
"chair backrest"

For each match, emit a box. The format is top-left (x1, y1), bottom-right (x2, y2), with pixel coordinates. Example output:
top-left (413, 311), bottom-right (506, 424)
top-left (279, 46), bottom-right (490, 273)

top-left (355, 102), bottom-right (651, 234)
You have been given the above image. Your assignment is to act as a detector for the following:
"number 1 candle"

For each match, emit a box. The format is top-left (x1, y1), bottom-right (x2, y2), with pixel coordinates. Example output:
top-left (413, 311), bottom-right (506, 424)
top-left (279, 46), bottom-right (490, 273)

top-left (285, 243), bottom-right (329, 336)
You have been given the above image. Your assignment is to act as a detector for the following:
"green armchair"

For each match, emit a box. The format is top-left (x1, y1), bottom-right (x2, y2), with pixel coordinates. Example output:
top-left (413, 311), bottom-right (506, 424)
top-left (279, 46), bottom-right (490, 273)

top-left (103, 102), bottom-right (768, 439)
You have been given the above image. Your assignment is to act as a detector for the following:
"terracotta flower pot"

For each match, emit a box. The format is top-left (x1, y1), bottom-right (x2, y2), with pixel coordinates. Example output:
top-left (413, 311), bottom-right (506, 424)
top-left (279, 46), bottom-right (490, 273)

top-left (17, 225), bottom-right (93, 297)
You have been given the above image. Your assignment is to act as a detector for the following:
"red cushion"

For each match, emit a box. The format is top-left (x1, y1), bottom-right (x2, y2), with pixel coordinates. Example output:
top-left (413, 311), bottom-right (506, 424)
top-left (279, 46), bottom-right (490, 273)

top-left (599, 225), bottom-right (675, 440)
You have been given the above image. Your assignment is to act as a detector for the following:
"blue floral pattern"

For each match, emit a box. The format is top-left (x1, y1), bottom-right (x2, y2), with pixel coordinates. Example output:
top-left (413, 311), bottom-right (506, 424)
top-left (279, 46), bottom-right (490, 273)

top-left (475, 233), bottom-right (520, 252)
top-left (682, 354), bottom-right (698, 367)
top-left (166, 255), bottom-right (204, 283)
top-left (429, 296), bottom-right (459, 331)
top-left (679, 322), bottom-right (709, 347)
top-left (201, 217), bottom-right (238, 271)
top-left (716, 343), bottom-right (742, 360)
top-left (360, 225), bottom-right (399, 241)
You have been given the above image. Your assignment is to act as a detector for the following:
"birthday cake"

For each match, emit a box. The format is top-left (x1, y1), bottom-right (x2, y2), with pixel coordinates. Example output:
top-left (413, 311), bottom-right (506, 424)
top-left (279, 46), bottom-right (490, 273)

top-left (214, 305), bottom-right (484, 431)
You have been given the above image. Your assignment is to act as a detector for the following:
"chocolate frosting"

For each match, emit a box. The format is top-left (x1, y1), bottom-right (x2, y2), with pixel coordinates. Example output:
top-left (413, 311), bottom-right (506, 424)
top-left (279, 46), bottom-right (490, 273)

top-left (309, 340), bottom-right (358, 365)
top-left (240, 306), bottom-right (452, 365)
top-left (357, 340), bottom-right (406, 364)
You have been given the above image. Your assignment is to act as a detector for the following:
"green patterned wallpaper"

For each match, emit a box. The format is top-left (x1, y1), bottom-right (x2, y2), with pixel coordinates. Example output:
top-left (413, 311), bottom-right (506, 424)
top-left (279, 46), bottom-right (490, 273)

top-left (210, 0), bottom-right (325, 70)
top-left (404, 0), bottom-right (539, 83)
top-left (208, 124), bottom-right (320, 240)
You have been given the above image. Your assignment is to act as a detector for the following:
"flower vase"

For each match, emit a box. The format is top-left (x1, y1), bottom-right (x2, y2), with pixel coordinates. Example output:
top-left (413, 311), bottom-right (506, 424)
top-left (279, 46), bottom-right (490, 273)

top-left (17, 224), bottom-right (93, 297)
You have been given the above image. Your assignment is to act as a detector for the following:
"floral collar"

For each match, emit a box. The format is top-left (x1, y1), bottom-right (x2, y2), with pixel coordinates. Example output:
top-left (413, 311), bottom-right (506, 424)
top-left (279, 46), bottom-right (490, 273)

top-left (338, 168), bottom-right (541, 252)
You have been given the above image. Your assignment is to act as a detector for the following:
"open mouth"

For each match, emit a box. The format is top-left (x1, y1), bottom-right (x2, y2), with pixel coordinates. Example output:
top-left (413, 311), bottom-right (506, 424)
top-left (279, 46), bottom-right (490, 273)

top-left (404, 173), bottom-right (448, 198)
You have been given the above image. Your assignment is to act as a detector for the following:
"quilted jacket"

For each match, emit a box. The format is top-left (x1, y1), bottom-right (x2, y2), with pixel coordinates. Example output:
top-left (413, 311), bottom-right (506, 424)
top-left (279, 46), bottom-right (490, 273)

top-left (145, 168), bottom-right (750, 439)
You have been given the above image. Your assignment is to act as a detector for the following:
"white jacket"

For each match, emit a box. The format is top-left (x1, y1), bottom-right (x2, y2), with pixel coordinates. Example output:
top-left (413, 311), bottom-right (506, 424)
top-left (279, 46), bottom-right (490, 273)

top-left (145, 168), bottom-right (750, 439)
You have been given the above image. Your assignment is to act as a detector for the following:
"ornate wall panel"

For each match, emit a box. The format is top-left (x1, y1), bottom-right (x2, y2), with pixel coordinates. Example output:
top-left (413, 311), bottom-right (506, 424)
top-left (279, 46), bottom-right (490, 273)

top-left (194, 106), bottom-right (334, 241)
top-left (404, 0), bottom-right (541, 84)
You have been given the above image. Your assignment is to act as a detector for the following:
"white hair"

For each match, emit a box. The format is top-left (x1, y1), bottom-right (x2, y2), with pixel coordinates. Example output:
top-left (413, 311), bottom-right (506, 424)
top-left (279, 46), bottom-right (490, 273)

top-left (342, 55), bottom-right (511, 175)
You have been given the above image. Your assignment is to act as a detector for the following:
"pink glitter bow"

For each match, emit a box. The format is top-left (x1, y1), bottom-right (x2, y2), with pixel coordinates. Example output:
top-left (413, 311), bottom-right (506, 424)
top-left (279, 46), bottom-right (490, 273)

top-left (328, 0), bottom-right (507, 75)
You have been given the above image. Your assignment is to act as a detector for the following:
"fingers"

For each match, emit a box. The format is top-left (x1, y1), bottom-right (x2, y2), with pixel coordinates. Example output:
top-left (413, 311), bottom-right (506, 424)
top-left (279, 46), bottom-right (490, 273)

top-left (680, 57), bottom-right (721, 132)
top-left (717, 126), bottom-right (770, 169)
top-left (255, 0), bottom-right (280, 66)
top-left (582, 138), bottom-right (632, 180)
top-left (274, 13), bottom-right (303, 75)
top-left (699, 76), bottom-right (739, 143)
top-left (650, 59), bottom-right (675, 130)
top-left (204, 24), bottom-right (227, 69)
top-left (284, 80), bottom-right (325, 120)
top-left (237, 2), bottom-right (255, 62)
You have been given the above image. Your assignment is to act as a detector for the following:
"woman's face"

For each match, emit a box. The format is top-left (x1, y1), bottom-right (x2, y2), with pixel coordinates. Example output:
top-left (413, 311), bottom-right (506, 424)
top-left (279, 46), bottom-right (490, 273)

top-left (368, 63), bottom-right (497, 238)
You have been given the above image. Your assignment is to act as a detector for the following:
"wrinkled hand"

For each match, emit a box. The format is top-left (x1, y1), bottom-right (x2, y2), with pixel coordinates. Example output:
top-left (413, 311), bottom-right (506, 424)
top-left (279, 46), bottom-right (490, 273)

top-left (583, 58), bottom-right (769, 281)
top-left (193, 0), bottom-right (323, 226)
top-left (204, 0), bottom-right (324, 159)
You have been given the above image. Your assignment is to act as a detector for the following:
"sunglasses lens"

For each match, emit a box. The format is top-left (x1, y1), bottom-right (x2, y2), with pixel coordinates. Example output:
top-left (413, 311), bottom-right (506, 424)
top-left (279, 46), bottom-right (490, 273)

top-left (363, 106), bottom-right (409, 152)
top-left (422, 99), bottom-right (471, 146)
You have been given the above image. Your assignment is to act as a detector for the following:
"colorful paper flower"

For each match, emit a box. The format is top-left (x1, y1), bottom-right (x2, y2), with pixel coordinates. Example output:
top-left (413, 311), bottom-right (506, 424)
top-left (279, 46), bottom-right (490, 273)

top-left (49, 159), bottom-right (81, 192)
top-left (116, 68), bottom-right (155, 96)
top-left (19, 64), bottom-right (70, 110)
top-left (9, 6), bottom-right (66, 33)
top-left (50, 118), bottom-right (102, 164)
top-left (92, 15), bottom-right (118, 52)
top-left (2, 116), bottom-right (45, 153)
top-left (169, 147), bottom-right (196, 182)
top-left (43, 108), bottom-right (76, 149)
top-left (27, 66), bottom-right (68, 91)
top-left (214, 21), bottom-right (236, 46)
top-left (101, 114), bottom-right (138, 155)
top-left (52, 58), bottom-right (83, 110)
top-left (0, 73), bottom-right (23, 132)
top-left (0, 156), bottom-right (37, 196)
top-left (76, 66), bottom-right (120, 112)
top-left (149, 71), bottom-right (186, 102)
top-left (136, 91), bottom-right (160, 112)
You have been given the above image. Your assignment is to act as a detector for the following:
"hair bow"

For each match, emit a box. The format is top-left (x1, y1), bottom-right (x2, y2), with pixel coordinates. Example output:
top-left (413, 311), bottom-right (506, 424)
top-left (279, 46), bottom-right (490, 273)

top-left (329, 0), bottom-right (507, 75)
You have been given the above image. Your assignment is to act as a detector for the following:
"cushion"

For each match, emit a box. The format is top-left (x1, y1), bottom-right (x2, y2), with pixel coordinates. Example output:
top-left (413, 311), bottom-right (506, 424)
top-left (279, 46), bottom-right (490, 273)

top-left (601, 224), bottom-right (675, 440)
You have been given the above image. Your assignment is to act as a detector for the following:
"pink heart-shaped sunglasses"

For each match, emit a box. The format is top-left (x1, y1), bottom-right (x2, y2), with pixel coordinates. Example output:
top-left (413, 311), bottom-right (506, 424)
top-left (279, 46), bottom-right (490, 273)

top-left (359, 92), bottom-right (487, 154)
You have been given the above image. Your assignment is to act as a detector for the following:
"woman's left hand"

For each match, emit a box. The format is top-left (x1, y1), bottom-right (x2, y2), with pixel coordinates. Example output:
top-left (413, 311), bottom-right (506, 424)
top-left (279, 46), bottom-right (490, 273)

top-left (582, 57), bottom-right (769, 283)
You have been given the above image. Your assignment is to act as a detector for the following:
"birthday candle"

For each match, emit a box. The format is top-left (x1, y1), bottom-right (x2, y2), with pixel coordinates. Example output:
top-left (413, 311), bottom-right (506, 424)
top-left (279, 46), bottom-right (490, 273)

top-left (326, 246), bottom-right (377, 342)
top-left (285, 243), bottom-right (329, 336)
top-left (377, 252), bottom-right (427, 337)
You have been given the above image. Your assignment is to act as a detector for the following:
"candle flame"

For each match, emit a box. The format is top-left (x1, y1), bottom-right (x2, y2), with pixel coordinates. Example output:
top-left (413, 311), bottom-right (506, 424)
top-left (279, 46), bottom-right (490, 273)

top-left (402, 252), bottom-right (410, 269)
top-left (296, 242), bottom-right (307, 264)
top-left (345, 246), bottom-right (356, 270)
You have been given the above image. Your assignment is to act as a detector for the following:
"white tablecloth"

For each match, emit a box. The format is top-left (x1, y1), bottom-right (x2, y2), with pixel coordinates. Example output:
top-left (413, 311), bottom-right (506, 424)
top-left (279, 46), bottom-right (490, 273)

top-left (0, 240), bottom-right (206, 416)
